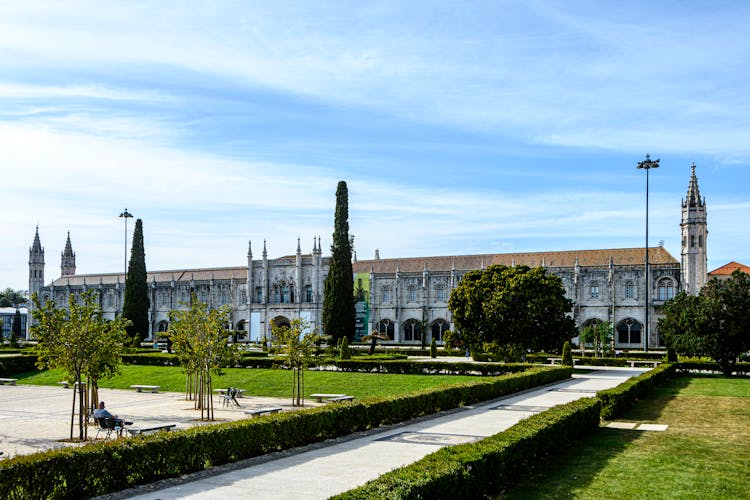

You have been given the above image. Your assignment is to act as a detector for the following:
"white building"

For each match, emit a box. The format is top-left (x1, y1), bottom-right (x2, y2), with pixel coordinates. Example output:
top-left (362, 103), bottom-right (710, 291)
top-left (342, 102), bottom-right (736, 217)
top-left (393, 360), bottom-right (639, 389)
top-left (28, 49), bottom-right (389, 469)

top-left (28, 166), bottom-right (707, 349)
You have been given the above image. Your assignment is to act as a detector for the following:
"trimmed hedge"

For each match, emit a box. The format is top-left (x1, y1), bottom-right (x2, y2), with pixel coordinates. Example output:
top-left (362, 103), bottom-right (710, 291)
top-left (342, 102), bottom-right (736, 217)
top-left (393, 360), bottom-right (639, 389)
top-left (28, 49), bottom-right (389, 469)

top-left (596, 363), bottom-right (676, 420)
top-left (0, 367), bottom-right (571, 499)
top-left (331, 359), bottom-right (531, 376)
top-left (676, 361), bottom-right (750, 375)
top-left (0, 355), bottom-right (37, 377)
top-left (332, 397), bottom-right (601, 499)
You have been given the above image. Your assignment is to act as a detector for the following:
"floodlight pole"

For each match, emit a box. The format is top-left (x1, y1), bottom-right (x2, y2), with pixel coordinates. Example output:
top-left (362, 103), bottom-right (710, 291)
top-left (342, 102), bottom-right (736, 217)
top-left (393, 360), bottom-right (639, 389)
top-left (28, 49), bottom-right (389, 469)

top-left (637, 155), bottom-right (659, 352)
top-left (119, 208), bottom-right (133, 286)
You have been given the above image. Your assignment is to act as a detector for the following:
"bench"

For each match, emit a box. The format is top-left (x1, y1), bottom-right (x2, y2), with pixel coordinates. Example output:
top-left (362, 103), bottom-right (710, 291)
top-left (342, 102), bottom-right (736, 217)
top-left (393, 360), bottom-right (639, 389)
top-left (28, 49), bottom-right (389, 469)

top-left (547, 358), bottom-right (578, 365)
top-left (130, 385), bottom-right (160, 393)
top-left (628, 360), bottom-right (660, 368)
top-left (126, 424), bottom-right (177, 436)
top-left (244, 407), bottom-right (282, 418)
top-left (0, 378), bottom-right (18, 386)
top-left (214, 388), bottom-right (246, 398)
top-left (310, 393), bottom-right (347, 403)
top-left (326, 395), bottom-right (355, 403)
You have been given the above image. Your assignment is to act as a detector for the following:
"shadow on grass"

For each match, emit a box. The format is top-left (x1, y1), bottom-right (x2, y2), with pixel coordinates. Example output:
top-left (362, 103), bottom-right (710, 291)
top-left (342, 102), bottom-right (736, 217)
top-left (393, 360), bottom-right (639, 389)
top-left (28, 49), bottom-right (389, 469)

top-left (619, 375), bottom-right (690, 422)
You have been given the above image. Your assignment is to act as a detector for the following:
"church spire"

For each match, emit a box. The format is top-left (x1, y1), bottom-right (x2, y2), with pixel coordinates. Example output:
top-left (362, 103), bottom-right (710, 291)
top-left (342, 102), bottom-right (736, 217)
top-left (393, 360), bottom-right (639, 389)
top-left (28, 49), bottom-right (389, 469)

top-left (681, 163), bottom-right (708, 295)
top-left (61, 231), bottom-right (76, 277)
top-left (684, 162), bottom-right (704, 208)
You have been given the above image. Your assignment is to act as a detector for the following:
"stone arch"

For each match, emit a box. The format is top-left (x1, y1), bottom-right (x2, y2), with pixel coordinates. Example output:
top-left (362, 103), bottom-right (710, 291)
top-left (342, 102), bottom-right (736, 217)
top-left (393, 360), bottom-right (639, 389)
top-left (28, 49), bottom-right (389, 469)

top-left (430, 319), bottom-right (449, 342)
top-left (656, 277), bottom-right (676, 301)
top-left (616, 318), bottom-right (642, 346)
top-left (402, 318), bottom-right (423, 342)
top-left (376, 319), bottom-right (394, 340)
top-left (270, 316), bottom-right (291, 338)
top-left (156, 320), bottom-right (169, 333)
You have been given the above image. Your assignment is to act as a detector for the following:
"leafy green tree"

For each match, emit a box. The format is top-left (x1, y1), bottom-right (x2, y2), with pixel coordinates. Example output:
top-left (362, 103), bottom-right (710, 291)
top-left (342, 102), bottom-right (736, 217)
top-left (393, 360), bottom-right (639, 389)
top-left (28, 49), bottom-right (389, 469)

top-left (272, 318), bottom-right (320, 406)
top-left (579, 321), bottom-right (613, 358)
top-left (659, 270), bottom-right (750, 375)
top-left (168, 296), bottom-right (240, 420)
top-left (322, 181), bottom-right (355, 344)
top-left (0, 288), bottom-right (26, 307)
top-left (122, 218), bottom-right (150, 346)
top-left (448, 265), bottom-right (576, 354)
top-left (31, 291), bottom-right (129, 440)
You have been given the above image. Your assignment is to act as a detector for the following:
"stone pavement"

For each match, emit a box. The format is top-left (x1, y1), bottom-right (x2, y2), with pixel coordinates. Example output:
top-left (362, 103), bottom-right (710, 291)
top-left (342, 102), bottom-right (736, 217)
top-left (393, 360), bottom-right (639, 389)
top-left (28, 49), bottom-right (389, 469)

top-left (104, 367), bottom-right (646, 500)
top-left (0, 384), bottom-right (304, 458)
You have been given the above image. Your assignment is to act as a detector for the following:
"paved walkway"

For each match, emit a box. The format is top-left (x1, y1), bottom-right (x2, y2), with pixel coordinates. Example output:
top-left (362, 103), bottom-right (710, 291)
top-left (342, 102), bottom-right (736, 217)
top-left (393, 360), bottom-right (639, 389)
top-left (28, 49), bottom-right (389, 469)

top-left (110, 367), bottom-right (645, 499)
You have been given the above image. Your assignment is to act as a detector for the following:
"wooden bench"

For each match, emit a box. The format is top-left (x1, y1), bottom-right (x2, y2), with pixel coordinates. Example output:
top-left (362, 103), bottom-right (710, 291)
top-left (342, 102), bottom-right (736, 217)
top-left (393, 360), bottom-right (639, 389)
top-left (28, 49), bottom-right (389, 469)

top-left (326, 395), bottom-right (355, 403)
top-left (310, 393), bottom-right (347, 403)
top-left (130, 385), bottom-right (160, 393)
top-left (244, 407), bottom-right (282, 418)
top-left (628, 360), bottom-right (660, 368)
top-left (126, 424), bottom-right (176, 436)
top-left (0, 378), bottom-right (18, 386)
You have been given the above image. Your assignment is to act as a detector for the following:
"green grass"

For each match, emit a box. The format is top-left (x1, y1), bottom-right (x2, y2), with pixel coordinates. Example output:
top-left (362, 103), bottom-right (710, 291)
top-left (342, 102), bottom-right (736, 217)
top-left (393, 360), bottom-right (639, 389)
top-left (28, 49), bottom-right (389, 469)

top-left (502, 375), bottom-right (750, 499)
top-left (15, 366), bottom-right (481, 399)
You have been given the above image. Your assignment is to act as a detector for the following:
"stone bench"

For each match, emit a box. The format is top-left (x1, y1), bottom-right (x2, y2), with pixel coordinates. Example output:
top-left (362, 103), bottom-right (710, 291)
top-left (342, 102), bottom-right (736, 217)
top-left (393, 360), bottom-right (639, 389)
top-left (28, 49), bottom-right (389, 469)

top-left (126, 424), bottom-right (177, 436)
top-left (244, 407), bottom-right (282, 418)
top-left (326, 395), bottom-right (355, 403)
top-left (0, 378), bottom-right (18, 386)
top-left (628, 360), bottom-right (660, 368)
top-left (130, 385), bottom-right (161, 393)
top-left (310, 393), bottom-right (347, 403)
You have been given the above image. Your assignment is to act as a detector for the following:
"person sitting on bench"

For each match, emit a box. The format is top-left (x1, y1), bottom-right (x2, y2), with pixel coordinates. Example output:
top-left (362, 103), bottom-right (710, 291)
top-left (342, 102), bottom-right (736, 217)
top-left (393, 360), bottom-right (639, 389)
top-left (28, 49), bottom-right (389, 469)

top-left (94, 401), bottom-right (133, 427)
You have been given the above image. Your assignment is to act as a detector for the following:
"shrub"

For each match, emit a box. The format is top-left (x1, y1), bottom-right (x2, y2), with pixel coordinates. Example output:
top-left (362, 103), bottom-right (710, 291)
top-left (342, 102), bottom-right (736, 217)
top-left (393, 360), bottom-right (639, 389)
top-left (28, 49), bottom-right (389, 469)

top-left (339, 337), bottom-right (351, 360)
top-left (430, 339), bottom-right (437, 359)
top-left (561, 341), bottom-right (573, 366)
top-left (597, 363), bottom-right (676, 420)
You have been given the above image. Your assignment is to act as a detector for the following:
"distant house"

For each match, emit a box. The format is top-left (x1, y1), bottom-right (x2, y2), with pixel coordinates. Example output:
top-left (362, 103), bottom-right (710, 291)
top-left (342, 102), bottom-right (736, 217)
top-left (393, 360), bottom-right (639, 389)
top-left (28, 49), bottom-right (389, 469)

top-left (708, 261), bottom-right (750, 282)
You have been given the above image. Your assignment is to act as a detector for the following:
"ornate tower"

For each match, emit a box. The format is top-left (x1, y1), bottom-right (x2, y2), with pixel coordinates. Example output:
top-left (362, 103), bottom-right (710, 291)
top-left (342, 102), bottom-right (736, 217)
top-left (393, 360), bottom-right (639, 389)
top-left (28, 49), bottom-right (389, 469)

top-left (29, 226), bottom-right (45, 299)
top-left (61, 231), bottom-right (76, 277)
top-left (681, 163), bottom-right (708, 295)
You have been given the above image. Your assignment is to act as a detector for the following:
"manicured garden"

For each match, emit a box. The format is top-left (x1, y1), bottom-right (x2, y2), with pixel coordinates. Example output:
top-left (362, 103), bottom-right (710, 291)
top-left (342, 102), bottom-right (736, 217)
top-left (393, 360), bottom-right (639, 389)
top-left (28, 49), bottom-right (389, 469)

top-left (16, 365), bottom-right (483, 400)
top-left (501, 374), bottom-right (750, 499)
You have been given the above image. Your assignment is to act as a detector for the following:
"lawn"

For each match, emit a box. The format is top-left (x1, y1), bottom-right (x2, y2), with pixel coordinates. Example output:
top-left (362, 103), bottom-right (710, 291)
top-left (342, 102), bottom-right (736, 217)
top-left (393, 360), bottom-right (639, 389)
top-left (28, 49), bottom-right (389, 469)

top-left (16, 365), bottom-right (482, 400)
top-left (501, 374), bottom-right (750, 499)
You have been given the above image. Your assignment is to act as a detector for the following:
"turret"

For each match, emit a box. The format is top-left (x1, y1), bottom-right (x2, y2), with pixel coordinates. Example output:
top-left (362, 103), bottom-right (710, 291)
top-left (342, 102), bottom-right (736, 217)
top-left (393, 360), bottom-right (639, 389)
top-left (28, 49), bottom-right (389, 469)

top-left (29, 226), bottom-right (45, 299)
top-left (61, 231), bottom-right (76, 277)
top-left (681, 163), bottom-right (708, 295)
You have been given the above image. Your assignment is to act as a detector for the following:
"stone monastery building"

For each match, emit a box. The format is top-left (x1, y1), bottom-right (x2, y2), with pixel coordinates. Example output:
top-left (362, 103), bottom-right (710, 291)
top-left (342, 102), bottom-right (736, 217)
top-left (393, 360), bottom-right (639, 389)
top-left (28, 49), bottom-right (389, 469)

top-left (28, 166), bottom-right (708, 349)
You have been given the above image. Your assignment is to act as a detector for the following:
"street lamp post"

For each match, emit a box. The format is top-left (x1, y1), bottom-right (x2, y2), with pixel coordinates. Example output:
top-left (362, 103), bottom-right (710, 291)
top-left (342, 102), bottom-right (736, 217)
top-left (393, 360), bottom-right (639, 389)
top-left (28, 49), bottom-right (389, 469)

top-left (118, 208), bottom-right (133, 284)
top-left (637, 155), bottom-right (659, 352)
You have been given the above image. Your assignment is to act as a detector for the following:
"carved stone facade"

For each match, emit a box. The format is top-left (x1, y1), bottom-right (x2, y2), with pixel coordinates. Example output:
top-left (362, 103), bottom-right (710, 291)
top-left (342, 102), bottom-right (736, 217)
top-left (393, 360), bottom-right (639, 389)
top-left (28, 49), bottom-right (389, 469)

top-left (28, 167), bottom-right (707, 349)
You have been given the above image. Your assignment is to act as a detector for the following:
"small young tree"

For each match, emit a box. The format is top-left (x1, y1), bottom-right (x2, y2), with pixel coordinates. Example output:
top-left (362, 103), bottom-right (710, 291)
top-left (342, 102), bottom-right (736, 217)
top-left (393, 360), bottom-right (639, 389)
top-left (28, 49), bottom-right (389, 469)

top-left (32, 291), bottom-right (129, 440)
top-left (579, 321), bottom-right (612, 358)
top-left (272, 318), bottom-right (320, 406)
top-left (430, 338), bottom-right (438, 358)
top-left (562, 341), bottom-right (573, 366)
top-left (168, 296), bottom-right (240, 420)
top-left (363, 330), bottom-right (389, 355)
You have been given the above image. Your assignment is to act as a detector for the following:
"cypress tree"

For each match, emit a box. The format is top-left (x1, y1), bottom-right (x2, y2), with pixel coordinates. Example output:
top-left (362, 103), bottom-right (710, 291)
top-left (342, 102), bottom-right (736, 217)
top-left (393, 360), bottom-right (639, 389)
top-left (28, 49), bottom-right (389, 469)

top-left (122, 218), bottom-right (150, 346)
top-left (322, 181), bottom-right (355, 343)
top-left (11, 308), bottom-right (22, 346)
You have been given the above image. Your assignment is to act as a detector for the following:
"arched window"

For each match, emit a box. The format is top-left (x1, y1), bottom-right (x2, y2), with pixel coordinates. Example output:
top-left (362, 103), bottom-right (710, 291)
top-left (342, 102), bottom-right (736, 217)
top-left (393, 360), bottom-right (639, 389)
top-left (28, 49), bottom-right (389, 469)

top-left (281, 285), bottom-right (290, 303)
top-left (156, 320), bottom-right (169, 333)
top-left (377, 319), bottom-right (394, 340)
top-left (590, 282), bottom-right (600, 299)
top-left (255, 287), bottom-right (263, 303)
top-left (408, 286), bottom-right (417, 303)
top-left (235, 320), bottom-right (247, 341)
top-left (305, 285), bottom-right (313, 302)
top-left (431, 320), bottom-right (449, 341)
top-left (617, 319), bottom-right (641, 345)
top-left (272, 286), bottom-right (280, 303)
top-left (657, 278), bottom-right (674, 301)
top-left (402, 319), bottom-right (423, 342)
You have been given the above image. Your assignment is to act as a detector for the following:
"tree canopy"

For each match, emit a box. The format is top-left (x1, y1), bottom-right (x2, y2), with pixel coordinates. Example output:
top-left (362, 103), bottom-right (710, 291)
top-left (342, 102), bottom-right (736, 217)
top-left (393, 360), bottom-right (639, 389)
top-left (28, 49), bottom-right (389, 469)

top-left (167, 296), bottom-right (240, 420)
top-left (659, 270), bottom-right (750, 375)
top-left (0, 288), bottom-right (26, 307)
top-left (272, 318), bottom-right (320, 406)
top-left (448, 265), bottom-right (576, 355)
top-left (322, 181), bottom-right (355, 343)
top-left (122, 218), bottom-right (150, 345)
top-left (31, 290), bottom-right (130, 440)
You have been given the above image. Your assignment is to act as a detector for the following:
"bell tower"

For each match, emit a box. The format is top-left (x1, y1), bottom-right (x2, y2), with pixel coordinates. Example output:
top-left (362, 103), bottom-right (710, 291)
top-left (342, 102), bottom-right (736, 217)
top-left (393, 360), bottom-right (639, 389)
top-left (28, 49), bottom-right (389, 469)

top-left (29, 226), bottom-right (45, 299)
top-left (681, 163), bottom-right (708, 295)
top-left (61, 231), bottom-right (76, 277)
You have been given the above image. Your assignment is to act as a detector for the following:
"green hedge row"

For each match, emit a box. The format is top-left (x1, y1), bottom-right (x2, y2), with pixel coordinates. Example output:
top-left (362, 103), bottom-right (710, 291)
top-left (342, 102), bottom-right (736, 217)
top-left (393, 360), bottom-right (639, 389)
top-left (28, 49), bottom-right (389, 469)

top-left (0, 355), bottom-right (37, 377)
top-left (596, 363), bottom-right (676, 420)
top-left (332, 397), bottom-right (601, 499)
top-left (331, 359), bottom-right (530, 376)
top-left (676, 361), bottom-right (750, 375)
top-left (0, 367), bottom-right (571, 499)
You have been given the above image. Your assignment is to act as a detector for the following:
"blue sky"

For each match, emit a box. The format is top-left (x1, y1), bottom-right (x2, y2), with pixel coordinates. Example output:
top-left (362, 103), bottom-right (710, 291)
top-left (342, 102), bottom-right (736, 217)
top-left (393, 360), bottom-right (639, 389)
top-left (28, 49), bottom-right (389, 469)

top-left (1, 1), bottom-right (749, 291)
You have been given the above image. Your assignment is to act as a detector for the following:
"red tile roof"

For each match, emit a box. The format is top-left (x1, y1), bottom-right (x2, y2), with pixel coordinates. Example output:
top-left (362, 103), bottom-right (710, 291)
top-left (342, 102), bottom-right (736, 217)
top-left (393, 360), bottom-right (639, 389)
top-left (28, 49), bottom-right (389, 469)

top-left (708, 261), bottom-right (750, 276)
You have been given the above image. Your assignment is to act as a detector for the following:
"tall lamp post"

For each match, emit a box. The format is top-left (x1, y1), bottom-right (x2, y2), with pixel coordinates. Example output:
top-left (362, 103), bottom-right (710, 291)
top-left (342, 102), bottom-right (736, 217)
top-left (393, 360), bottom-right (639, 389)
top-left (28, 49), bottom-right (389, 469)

top-left (637, 155), bottom-right (659, 352)
top-left (118, 208), bottom-right (133, 284)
